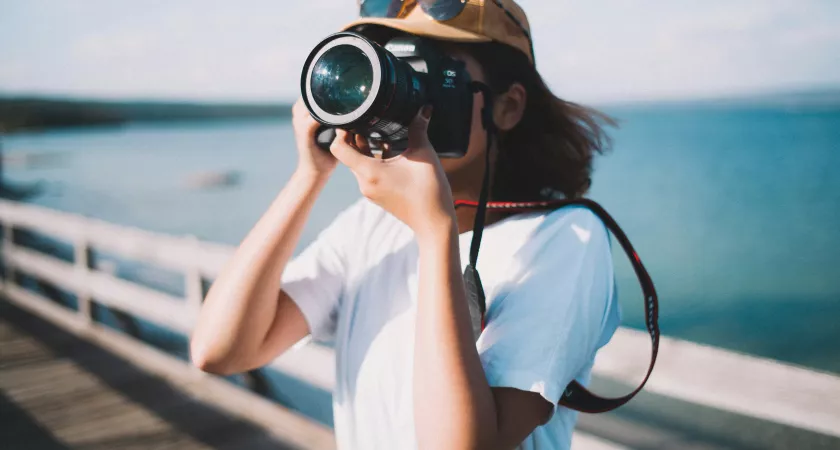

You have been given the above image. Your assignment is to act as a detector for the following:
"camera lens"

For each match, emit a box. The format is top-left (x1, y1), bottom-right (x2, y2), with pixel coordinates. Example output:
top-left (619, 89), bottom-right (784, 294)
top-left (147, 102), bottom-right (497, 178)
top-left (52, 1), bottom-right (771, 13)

top-left (302, 32), bottom-right (473, 158)
top-left (302, 32), bottom-right (429, 146)
top-left (309, 45), bottom-right (374, 116)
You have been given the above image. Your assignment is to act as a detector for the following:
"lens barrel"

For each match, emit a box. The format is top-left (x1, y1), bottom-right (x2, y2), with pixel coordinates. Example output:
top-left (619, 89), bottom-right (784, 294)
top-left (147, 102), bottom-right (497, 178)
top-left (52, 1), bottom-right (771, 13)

top-left (309, 45), bottom-right (374, 116)
top-left (302, 32), bottom-right (426, 144)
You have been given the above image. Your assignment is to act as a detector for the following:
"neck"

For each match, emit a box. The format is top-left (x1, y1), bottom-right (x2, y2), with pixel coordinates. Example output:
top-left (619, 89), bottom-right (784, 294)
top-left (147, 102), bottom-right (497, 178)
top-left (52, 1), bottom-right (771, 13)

top-left (450, 171), bottom-right (510, 236)
top-left (454, 205), bottom-right (479, 235)
top-left (452, 196), bottom-right (512, 235)
top-left (449, 139), bottom-right (511, 235)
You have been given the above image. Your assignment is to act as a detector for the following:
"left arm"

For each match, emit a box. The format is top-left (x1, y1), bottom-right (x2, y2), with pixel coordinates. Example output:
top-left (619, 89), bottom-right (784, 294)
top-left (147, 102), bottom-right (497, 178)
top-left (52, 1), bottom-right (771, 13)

top-left (413, 220), bottom-right (553, 450)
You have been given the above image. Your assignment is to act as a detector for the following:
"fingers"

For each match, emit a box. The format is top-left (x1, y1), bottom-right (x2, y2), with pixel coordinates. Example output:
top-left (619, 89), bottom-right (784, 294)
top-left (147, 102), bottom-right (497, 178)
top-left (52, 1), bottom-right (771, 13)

top-left (292, 98), bottom-right (311, 121)
top-left (328, 105), bottom-right (433, 171)
top-left (330, 129), bottom-right (373, 171)
top-left (292, 98), bottom-right (320, 136)
top-left (292, 97), bottom-right (305, 114)
top-left (354, 133), bottom-right (372, 156)
top-left (407, 105), bottom-right (433, 149)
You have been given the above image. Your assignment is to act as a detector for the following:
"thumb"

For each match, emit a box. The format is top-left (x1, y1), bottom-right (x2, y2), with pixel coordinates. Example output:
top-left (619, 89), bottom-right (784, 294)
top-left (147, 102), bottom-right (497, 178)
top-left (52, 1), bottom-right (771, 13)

top-left (330, 129), bottom-right (371, 171)
top-left (407, 105), bottom-right (433, 149)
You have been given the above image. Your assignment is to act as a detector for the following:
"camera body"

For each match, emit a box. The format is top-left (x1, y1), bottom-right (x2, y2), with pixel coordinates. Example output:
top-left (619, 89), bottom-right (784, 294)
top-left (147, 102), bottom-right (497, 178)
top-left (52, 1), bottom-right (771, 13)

top-left (301, 31), bottom-right (474, 158)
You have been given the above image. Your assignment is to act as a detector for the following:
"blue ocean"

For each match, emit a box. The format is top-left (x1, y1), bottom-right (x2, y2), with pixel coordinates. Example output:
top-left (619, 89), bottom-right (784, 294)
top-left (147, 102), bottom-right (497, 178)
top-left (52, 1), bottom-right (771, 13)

top-left (4, 100), bottom-right (840, 382)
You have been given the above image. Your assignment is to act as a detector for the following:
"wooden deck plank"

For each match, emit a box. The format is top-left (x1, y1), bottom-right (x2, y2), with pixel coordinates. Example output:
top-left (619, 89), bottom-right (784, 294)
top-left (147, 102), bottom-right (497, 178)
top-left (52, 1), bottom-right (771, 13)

top-left (0, 333), bottom-right (56, 370)
top-left (1, 360), bottom-right (115, 401)
top-left (0, 301), bottom-right (303, 449)
top-left (0, 324), bottom-right (211, 450)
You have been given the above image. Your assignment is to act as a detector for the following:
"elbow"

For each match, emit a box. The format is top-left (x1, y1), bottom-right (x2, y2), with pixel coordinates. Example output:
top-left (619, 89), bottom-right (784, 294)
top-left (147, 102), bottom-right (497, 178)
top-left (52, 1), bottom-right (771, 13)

top-left (189, 338), bottom-right (239, 376)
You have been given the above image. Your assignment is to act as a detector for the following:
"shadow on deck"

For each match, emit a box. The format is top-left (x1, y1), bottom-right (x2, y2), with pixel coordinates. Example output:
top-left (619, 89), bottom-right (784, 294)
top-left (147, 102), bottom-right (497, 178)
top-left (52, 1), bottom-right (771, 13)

top-left (0, 300), bottom-right (298, 450)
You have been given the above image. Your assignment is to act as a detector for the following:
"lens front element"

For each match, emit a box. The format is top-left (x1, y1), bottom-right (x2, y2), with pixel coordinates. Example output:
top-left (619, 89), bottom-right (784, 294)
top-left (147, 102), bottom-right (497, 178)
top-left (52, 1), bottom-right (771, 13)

top-left (310, 45), bottom-right (374, 116)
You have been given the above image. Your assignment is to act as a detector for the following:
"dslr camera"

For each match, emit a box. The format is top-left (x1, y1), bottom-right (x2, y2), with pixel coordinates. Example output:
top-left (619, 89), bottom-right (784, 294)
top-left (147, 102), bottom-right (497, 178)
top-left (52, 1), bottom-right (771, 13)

top-left (300, 30), bottom-right (475, 157)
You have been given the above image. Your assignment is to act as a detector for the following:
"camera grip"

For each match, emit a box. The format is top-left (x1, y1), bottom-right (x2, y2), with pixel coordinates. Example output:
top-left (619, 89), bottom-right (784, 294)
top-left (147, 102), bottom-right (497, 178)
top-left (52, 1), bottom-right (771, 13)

top-left (315, 126), bottom-right (337, 151)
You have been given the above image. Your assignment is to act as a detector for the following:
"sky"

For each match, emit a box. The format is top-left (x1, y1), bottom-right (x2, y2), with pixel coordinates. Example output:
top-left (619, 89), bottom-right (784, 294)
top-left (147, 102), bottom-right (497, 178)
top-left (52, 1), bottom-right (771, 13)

top-left (1, 0), bottom-right (839, 103)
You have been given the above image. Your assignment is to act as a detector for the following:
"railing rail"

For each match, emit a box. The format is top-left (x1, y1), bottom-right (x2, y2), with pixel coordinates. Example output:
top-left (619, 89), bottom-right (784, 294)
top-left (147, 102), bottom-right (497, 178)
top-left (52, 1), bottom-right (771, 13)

top-left (1, 199), bottom-right (839, 440)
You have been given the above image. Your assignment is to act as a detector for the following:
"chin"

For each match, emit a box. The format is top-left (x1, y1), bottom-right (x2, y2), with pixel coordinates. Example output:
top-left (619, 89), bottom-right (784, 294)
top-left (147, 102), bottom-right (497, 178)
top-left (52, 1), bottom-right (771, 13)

top-left (440, 158), bottom-right (462, 174)
top-left (441, 157), bottom-right (473, 180)
top-left (442, 144), bottom-right (483, 172)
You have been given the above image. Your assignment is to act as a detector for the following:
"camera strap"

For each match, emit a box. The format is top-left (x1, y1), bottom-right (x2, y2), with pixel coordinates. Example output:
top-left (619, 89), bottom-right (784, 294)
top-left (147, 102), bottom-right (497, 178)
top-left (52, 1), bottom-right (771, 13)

top-left (462, 82), bottom-right (495, 342)
top-left (460, 82), bottom-right (660, 414)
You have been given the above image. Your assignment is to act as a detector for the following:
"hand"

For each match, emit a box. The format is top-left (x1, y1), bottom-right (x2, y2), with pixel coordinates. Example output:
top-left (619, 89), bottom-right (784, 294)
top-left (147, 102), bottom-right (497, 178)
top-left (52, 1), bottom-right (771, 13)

top-left (292, 98), bottom-right (338, 177)
top-left (330, 107), bottom-right (456, 240)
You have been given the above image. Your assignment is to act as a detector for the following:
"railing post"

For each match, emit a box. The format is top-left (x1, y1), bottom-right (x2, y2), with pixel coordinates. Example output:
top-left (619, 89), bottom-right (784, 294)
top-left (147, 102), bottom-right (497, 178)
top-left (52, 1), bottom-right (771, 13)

top-left (2, 221), bottom-right (14, 288)
top-left (185, 235), bottom-right (204, 319)
top-left (74, 235), bottom-right (93, 323)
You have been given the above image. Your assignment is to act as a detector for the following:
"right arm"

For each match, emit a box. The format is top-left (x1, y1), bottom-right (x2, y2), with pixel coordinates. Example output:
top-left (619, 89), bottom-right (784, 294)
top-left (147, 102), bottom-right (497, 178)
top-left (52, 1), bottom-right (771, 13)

top-left (190, 100), bottom-right (336, 375)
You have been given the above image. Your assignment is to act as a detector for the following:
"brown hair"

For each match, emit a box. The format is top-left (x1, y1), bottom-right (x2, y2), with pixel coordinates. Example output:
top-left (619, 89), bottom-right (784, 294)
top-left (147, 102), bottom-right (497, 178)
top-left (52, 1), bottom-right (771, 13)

top-left (462, 42), bottom-right (616, 201)
top-left (355, 25), bottom-right (614, 199)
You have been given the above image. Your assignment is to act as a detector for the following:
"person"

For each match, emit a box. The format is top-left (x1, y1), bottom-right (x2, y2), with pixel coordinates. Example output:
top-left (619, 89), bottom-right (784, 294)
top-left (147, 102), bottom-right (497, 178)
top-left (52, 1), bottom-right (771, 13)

top-left (191, 1), bottom-right (620, 449)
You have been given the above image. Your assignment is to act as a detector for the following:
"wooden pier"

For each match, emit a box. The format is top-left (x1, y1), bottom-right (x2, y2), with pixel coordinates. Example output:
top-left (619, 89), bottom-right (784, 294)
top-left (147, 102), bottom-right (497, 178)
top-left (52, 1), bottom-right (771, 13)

top-left (1, 300), bottom-right (306, 449)
top-left (1, 199), bottom-right (839, 449)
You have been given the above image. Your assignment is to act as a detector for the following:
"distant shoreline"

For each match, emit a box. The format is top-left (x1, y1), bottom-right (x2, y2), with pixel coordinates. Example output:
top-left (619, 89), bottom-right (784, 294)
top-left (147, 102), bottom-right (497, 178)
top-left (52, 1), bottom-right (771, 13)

top-left (0, 97), bottom-right (293, 133)
top-left (3, 87), bottom-right (839, 134)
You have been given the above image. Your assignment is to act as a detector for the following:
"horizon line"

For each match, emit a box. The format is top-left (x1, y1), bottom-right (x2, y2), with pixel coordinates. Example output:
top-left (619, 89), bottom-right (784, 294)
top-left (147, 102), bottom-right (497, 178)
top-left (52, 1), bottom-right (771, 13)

top-left (2, 83), bottom-right (839, 108)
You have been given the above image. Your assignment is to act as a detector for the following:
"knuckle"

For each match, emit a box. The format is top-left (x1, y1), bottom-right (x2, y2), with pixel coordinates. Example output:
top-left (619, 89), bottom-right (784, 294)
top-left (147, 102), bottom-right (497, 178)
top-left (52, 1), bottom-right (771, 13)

top-left (329, 136), bottom-right (343, 153)
top-left (356, 163), bottom-right (376, 181)
top-left (357, 168), bottom-right (379, 191)
top-left (364, 173), bottom-right (379, 187)
top-left (359, 180), bottom-right (379, 200)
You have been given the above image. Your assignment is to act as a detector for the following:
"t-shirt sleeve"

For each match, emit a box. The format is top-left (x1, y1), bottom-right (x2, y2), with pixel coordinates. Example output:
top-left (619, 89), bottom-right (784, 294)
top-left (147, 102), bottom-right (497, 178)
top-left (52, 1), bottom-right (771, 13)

top-left (477, 207), bottom-right (620, 410)
top-left (281, 201), bottom-right (362, 343)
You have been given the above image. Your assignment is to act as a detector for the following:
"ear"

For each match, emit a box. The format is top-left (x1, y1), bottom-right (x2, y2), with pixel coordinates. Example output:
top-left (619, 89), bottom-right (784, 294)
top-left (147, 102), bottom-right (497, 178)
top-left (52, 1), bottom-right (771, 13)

top-left (493, 82), bottom-right (527, 132)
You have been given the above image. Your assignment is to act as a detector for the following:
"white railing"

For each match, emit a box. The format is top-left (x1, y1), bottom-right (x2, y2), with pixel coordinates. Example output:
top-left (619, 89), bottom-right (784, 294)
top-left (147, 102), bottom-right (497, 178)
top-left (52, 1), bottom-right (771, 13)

top-left (1, 199), bottom-right (839, 442)
top-left (0, 199), bottom-right (337, 449)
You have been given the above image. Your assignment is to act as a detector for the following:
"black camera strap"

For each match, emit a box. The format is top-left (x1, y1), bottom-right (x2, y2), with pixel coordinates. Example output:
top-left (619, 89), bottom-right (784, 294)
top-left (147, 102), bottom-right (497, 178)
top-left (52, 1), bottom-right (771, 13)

top-left (462, 83), bottom-right (495, 341)
top-left (460, 82), bottom-right (660, 414)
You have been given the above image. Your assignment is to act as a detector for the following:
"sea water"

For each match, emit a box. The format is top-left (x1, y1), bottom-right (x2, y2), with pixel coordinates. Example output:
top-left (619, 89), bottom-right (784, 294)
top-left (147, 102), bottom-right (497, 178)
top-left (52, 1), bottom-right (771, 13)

top-left (4, 102), bottom-right (839, 422)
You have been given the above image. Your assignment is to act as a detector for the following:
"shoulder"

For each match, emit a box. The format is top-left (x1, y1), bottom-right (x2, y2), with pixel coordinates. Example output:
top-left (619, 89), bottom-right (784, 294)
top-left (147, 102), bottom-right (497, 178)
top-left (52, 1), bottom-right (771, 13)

top-left (513, 205), bottom-right (611, 260)
top-left (479, 205), bottom-right (612, 303)
top-left (542, 206), bottom-right (609, 247)
top-left (477, 205), bottom-right (611, 278)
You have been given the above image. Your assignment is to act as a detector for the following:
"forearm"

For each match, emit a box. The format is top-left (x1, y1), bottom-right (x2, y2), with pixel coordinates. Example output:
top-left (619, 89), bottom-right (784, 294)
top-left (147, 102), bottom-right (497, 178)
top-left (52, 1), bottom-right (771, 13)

top-left (413, 220), bottom-right (498, 450)
top-left (191, 169), bottom-right (328, 371)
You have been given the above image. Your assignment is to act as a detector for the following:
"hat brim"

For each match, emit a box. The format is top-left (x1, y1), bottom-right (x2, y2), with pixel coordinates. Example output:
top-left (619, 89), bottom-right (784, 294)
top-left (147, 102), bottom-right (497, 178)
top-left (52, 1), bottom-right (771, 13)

top-left (342, 17), bottom-right (492, 44)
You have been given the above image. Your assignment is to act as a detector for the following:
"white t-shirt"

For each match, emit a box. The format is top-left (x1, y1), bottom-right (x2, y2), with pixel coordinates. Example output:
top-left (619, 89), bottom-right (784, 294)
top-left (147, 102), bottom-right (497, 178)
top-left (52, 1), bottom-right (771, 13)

top-left (281, 198), bottom-right (620, 450)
